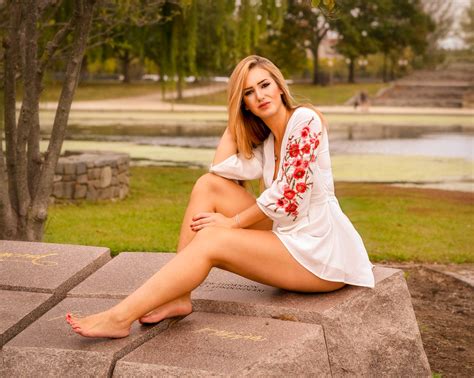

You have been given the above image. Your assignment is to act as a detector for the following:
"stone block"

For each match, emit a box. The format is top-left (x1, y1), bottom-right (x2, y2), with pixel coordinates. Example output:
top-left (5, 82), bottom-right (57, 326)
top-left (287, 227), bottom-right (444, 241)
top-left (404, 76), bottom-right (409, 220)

top-left (86, 183), bottom-right (98, 201)
top-left (1, 298), bottom-right (174, 377)
top-left (112, 186), bottom-right (120, 198)
top-left (111, 176), bottom-right (119, 186)
top-left (63, 182), bottom-right (75, 198)
top-left (61, 174), bottom-right (76, 181)
top-left (53, 175), bottom-right (62, 183)
top-left (0, 290), bottom-right (51, 347)
top-left (114, 312), bottom-right (331, 376)
top-left (118, 173), bottom-right (129, 185)
top-left (88, 168), bottom-right (101, 180)
top-left (74, 184), bottom-right (87, 199)
top-left (67, 253), bottom-right (429, 375)
top-left (193, 267), bottom-right (431, 376)
top-left (76, 162), bottom-right (87, 175)
top-left (54, 162), bottom-right (64, 175)
top-left (0, 240), bottom-right (111, 294)
top-left (52, 182), bottom-right (63, 198)
top-left (63, 162), bottom-right (76, 175)
top-left (98, 187), bottom-right (112, 200)
top-left (99, 166), bottom-right (112, 188)
top-left (119, 186), bottom-right (128, 199)
top-left (77, 174), bottom-right (88, 184)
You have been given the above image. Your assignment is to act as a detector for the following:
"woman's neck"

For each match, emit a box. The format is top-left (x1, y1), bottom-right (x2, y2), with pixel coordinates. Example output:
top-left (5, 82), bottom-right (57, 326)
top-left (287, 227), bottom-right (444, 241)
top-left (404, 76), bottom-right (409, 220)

top-left (263, 107), bottom-right (291, 144)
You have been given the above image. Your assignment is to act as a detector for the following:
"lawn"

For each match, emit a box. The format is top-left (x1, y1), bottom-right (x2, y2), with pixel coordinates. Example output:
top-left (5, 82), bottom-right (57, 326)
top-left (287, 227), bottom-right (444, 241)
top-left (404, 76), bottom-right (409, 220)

top-left (19, 81), bottom-right (188, 102)
top-left (43, 166), bottom-right (473, 263)
top-left (175, 82), bottom-right (389, 106)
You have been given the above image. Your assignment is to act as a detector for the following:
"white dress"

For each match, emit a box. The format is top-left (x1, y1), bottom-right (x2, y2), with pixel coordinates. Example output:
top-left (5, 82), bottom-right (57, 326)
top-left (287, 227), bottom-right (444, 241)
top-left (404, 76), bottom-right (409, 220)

top-left (210, 107), bottom-right (375, 288)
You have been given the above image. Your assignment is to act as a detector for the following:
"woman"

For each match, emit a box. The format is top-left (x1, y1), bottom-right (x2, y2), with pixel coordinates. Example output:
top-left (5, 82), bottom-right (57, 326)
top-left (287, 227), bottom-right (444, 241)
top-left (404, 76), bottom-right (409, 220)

top-left (67, 55), bottom-right (374, 338)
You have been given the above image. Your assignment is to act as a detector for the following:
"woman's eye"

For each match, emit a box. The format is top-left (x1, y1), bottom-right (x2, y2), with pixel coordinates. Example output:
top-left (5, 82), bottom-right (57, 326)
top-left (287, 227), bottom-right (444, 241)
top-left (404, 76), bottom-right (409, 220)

top-left (262, 82), bottom-right (270, 88)
top-left (244, 90), bottom-right (253, 96)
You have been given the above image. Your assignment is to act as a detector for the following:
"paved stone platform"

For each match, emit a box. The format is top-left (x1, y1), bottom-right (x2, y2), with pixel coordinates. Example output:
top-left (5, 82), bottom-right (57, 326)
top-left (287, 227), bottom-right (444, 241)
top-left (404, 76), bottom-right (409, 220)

top-left (1, 297), bottom-right (175, 377)
top-left (0, 241), bottom-right (110, 348)
top-left (1, 247), bottom-right (431, 376)
top-left (114, 312), bottom-right (331, 376)
top-left (66, 252), bottom-right (430, 376)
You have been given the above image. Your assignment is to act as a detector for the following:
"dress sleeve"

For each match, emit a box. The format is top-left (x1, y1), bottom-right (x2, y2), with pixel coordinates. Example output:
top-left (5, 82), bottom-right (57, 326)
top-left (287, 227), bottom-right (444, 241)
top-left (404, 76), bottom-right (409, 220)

top-left (256, 110), bottom-right (323, 226)
top-left (209, 144), bottom-right (263, 180)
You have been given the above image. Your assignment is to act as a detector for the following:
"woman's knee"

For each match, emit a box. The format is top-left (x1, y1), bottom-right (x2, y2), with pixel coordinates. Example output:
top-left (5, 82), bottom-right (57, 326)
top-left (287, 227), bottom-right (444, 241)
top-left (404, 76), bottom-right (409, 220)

top-left (191, 226), bottom-right (232, 265)
top-left (193, 173), bottom-right (228, 195)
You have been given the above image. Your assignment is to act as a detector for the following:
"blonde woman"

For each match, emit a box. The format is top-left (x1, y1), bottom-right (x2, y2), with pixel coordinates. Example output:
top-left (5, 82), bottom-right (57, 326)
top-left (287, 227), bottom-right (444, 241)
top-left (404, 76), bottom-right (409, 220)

top-left (67, 55), bottom-right (374, 338)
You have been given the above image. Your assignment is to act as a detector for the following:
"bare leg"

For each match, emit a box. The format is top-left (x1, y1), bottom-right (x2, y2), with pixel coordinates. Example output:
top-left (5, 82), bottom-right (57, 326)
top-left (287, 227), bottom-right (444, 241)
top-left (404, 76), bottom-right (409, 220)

top-left (138, 173), bottom-right (271, 324)
top-left (67, 226), bottom-right (344, 338)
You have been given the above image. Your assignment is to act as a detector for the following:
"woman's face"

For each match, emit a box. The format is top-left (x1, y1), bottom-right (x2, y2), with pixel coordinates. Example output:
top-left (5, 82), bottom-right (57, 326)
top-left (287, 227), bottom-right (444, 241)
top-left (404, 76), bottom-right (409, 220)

top-left (242, 66), bottom-right (284, 120)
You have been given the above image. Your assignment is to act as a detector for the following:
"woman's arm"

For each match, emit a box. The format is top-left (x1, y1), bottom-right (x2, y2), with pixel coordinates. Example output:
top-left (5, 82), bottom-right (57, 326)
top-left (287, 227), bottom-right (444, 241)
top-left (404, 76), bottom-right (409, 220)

top-left (213, 127), bottom-right (237, 165)
top-left (190, 202), bottom-right (269, 231)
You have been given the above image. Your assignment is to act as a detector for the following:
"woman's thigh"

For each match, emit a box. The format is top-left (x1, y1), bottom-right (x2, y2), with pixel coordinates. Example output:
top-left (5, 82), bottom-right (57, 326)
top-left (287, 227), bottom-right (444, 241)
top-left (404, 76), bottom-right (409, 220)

top-left (195, 173), bottom-right (272, 231)
top-left (192, 226), bottom-right (344, 293)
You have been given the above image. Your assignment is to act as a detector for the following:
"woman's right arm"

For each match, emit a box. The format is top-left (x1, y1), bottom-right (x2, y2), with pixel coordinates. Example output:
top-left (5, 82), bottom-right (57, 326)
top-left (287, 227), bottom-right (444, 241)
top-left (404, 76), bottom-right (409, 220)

top-left (212, 127), bottom-right (237, 165)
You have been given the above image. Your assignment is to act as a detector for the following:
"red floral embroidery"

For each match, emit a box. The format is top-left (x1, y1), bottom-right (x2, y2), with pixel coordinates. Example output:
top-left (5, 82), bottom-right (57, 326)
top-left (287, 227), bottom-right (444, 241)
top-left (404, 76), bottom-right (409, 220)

top-left (296, 182), bottom-right (307, 193)
top-left (289, 143), bottom-right (300, 157)
top-left (284, 188), bottom-right (296, 200)
top-left (263, 117), bottom-right (322, 220)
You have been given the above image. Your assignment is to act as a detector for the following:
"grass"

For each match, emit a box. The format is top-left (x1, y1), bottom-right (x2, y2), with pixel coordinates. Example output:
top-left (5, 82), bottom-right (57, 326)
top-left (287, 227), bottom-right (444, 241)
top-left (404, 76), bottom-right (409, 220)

top-left (19, 81), bottom-right (189, 102)
top-left (175, 82), bottom-right (389, 106)
top-left (43, 166), bottom-right (473, 263)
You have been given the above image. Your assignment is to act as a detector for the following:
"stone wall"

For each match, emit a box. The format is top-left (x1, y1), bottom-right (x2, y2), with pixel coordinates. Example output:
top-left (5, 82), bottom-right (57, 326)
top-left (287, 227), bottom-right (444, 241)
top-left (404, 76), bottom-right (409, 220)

top-left (51, 151), bottom-right (130, 202)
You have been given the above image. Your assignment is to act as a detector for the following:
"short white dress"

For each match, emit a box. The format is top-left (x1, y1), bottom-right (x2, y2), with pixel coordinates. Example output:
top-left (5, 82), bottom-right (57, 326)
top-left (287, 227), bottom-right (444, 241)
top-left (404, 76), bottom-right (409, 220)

top-left (210, 107), bottom-right (375, 288)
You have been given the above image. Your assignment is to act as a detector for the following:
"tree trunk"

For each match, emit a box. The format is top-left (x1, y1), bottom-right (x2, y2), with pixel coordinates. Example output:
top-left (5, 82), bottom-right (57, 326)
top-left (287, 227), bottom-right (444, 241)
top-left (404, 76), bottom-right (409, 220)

top-left (121, 50), bottom-right (131, 83)
top-left (26, 0), bottom-right (96, 241)
top-left (382, 52), bottom-right (388, 83)
top-left (1, 1), bottom-right (22, 240)
top-left (312, 45), bottom-right (320, 85)
top-left (176, 74), bottom-right (183, 100)
top-left (348, 58), bottom-right (355, 83)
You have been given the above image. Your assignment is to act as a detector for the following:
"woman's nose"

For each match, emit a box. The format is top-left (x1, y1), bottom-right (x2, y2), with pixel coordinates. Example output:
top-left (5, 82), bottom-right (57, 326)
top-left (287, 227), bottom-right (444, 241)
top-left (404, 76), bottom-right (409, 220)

top-left (255, 88), bottom-right (264, 101)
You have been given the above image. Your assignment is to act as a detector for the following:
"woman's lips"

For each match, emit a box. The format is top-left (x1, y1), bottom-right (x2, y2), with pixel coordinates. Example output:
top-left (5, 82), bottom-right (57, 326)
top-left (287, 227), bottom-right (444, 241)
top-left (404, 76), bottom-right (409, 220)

top-left (258, 101), bottom-right (271, 109)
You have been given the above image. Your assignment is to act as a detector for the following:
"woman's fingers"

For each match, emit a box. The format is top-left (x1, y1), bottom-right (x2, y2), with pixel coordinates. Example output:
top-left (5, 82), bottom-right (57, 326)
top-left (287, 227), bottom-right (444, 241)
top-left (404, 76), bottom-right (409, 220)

top-left (192, 212), bottom-right (214, 221)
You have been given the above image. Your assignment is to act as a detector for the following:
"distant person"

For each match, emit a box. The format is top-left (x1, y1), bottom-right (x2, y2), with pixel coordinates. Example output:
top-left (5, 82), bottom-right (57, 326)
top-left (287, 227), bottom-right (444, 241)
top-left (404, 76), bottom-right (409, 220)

top-left (67, 55), bottom-right (375, 338)
top-left (354, 90), bottom-right (370, 112)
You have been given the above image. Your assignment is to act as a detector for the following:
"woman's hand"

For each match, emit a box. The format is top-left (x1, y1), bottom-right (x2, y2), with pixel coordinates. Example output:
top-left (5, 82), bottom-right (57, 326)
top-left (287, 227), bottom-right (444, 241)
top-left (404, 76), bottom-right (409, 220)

top-left (190, 212), bottom-right (236, 231)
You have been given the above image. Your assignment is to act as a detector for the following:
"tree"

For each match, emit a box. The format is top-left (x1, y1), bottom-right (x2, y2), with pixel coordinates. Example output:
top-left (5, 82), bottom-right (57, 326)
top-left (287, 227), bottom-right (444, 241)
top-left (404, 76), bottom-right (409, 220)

top-left (371, 0), bottom-right (434, 82)
top-left (461, 0), bottom-right (474, 51)
top-left (333, 2), bottom-right (380, 83)
top-left (0, 0), bottom-right (97, 240)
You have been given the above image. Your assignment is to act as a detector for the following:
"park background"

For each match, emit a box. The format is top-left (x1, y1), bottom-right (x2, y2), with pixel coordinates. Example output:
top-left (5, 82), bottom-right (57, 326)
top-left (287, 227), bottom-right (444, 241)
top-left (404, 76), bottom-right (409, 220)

top-left (0, 0), bottom-right (473, 374)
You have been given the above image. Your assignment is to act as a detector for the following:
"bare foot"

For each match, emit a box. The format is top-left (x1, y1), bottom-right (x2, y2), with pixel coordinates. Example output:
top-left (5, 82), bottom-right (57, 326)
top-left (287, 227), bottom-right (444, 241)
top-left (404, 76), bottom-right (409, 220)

top-left (139, 297), bottom-right (192, 324)
top-left (66, 310), bottom-right (131, 339)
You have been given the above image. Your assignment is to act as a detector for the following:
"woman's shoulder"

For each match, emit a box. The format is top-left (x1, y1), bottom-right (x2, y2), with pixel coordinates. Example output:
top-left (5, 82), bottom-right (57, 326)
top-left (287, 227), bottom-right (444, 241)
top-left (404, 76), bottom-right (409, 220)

top-left (290, 106), bottom-right (323, 129)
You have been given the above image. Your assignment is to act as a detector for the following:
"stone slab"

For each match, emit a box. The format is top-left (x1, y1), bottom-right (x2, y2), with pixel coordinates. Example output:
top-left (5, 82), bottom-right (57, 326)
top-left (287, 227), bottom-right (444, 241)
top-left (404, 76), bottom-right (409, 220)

top-left (1, 297), bottom-right (176, 377)
top-left (113, 312), bottom-right (331, 377)
top-left (68, 252), bottom-right (173, 298)
top-left (426, 264), bottom-right (474, 288)
top-left (68, 253), bottom-right (430, 375)
top-left (0, 290), bottom-right (51, 347)
top-left (0, 240), bottom-right (111, 293)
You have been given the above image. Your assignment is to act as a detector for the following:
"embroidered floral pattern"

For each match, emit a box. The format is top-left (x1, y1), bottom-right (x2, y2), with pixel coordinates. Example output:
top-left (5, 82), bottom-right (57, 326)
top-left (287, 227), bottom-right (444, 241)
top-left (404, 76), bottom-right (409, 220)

top-left (263, 117), bottom-right (322, 220)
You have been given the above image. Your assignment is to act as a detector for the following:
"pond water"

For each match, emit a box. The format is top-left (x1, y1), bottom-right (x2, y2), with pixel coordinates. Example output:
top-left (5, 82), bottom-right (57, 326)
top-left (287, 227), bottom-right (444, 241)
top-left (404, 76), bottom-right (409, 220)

top-left (67, 132), bottom-right (473, 161)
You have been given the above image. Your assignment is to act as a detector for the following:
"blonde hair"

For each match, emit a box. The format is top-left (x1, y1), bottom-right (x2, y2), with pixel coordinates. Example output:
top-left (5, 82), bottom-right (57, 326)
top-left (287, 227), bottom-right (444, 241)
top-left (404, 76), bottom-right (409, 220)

top-left (227, 55), bottom-right (327, 159)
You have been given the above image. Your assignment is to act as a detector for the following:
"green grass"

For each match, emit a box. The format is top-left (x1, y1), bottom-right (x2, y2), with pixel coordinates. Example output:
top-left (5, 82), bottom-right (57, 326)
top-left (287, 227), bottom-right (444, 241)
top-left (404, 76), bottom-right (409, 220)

top-left (175, 82), bottom-right (389, 106)
top-left (43, 167), bottom-right (473, 263)
top-left (18, 81), bottom-right (186, 102)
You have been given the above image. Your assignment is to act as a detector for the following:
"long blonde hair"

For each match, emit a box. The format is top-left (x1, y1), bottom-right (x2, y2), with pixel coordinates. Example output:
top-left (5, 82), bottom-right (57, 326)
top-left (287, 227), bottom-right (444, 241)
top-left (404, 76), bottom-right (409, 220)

top-left (227, 55), bottom-right (327, 159)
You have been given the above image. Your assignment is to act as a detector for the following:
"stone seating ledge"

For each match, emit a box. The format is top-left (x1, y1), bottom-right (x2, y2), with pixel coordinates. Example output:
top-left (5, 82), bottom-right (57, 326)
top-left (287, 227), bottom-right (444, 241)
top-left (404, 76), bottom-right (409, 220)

top-left (0, 241), bottom-right (431, 377)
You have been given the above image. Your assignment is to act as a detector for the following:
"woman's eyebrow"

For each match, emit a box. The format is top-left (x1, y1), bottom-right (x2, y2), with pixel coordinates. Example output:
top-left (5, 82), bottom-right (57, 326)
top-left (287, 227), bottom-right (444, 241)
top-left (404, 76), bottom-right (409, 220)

top-left (243, 79), bottom-right (269, 91)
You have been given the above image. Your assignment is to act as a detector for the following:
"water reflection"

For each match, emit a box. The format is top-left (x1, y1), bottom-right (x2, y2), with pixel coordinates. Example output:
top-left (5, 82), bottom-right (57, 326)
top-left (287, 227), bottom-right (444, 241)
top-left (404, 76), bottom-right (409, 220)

top-left (65, 132), bottom-right (473, 160)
